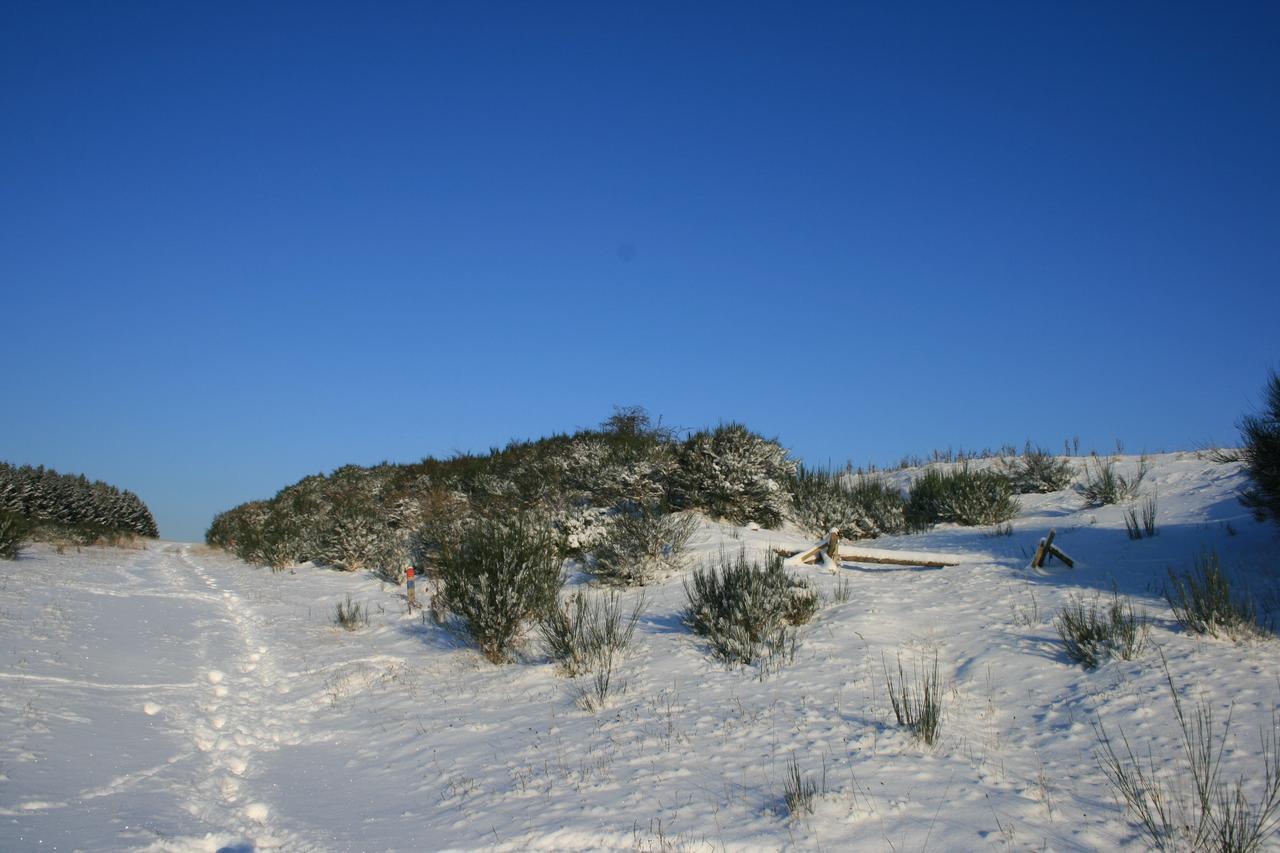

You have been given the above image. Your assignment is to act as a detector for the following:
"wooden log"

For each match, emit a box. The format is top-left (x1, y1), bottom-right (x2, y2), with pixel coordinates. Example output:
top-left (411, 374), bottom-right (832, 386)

top-left (1046, 543), bottom-right (1075, 568)
top-left (837, 551), bottom-right (957, 568)
top-left (826, 528), bottom-right (841, 561)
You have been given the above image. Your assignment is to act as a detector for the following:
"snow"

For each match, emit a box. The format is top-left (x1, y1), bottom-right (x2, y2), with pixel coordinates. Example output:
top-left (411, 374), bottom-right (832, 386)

top-left (1, 452), bottom-right (1278, 850)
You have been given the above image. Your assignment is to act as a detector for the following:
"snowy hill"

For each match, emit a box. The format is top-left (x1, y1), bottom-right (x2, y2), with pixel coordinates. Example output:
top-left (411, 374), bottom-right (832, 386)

top-left (2, 452), bottom-right (1278, 851)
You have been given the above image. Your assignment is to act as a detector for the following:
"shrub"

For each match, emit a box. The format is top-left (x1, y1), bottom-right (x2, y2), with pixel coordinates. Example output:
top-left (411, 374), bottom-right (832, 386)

top-left (1097, 662), bottom-right (1280, 852)
top-left (684, 550), bottom-right (815, 665)
top-left (334, 595), bottom-right (368, 630)
top-left (674, 423), bottom-right (796, 527)
top-left (539, 590), bottom-right (644, 677)
top-left (0, 512), bottom-right (31, 560)
top-left (905, 466), bottom-right (1019, 529)
top-left (789, 466), bottom-right (907, 539)
top-left (1002, 444), bottom-right (1075, 493)
top-left (1055, 591), bottom-right (1148, 669)
top-left (1081, 454), bottom-right (1148, 506)
top-left (1240, 370), bottom-right (1280, 525)
top-left (589, 505), bottom-right (698, 585)
top-left (884, 652), bottom-right (942, 745)
top-left (437, 514), bottom-right (564, 663)
top-left (1165, 550), bottom-right (1258, 639)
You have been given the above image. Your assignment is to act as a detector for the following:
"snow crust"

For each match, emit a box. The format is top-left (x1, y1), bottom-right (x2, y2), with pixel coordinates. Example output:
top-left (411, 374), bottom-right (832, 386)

top-left (1, 451), bottom-right (1277, 850)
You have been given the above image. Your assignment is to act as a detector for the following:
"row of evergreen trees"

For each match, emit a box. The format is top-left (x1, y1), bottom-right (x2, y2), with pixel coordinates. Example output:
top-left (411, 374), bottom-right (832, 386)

top-left (0, 462), bottom-right (159, 543)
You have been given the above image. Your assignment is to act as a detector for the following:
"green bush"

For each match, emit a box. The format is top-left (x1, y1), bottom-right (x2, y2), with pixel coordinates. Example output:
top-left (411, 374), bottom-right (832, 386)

top-left (1081, 455), bottom-right (1148, 506)
top-left (789, 466), bottom-right (906, 539)
top-left (683, 550), bottom-right (815, 665)
top-left (1055, 591), bottom-right (1148, 669)
top-left (905, 466), bottom-right (1019, 528)
top-left (0, 512), bottom-right (31, 560)
top-left (1002, 444), bottom-right (1075, 493)
top-left (437, 514), bottom-right (564, 663)
top-left (1240, 370), bottom-right (1280, 525)
top-left (539, 590), bottom-right (644, 677)
top-left (1165, 550), bottom-right (1258, 639)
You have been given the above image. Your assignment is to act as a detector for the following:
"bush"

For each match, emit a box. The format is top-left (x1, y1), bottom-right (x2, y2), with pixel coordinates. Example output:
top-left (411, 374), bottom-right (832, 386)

top-left (905, 466), bottom-right (1019, 529)
top-left (789, 466), bottom-right (907, 539)
top-left (1002, 444), bottom-right (1075, 493)
top-left (683, 550), bottom-right (814, 665)
top-left (1165, 550), bottom-right (1259, 639)
top-left (0, 512), bottom-right (31, 560)
top-left (539, 590), bottom-right (644, 677)
top-left (1240, 370), bottom-right (1280, 525)
top-left (884, 652), bottom-right (943, 745)
top-left (589, 505), bottom-right (698, 585)
top-left (437, 514), bottom-right (564, 663)
top-left (1055, 591), bottom-right (1148, 669)
top-left (1081, 454), bottom-right (1148, 506)
top-left (674, 423), bottom-right (796, 527)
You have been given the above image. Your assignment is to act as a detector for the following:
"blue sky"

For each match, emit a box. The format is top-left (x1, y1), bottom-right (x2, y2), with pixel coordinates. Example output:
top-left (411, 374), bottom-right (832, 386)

top-left (2, 2), bottom-right (1278, 542)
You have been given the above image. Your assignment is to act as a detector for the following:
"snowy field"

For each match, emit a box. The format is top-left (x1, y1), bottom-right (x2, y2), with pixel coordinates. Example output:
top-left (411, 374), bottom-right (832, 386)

top-left (2, 452), bottom-right (1278, 851)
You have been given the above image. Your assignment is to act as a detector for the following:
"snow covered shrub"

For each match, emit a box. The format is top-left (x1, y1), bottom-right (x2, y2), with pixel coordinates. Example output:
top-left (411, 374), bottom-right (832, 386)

top-left (590, 505), bottom-right (699, 585)
top-left (789, 465), bottom-right (907, 539)
top-left (0, 461), bottom-right (158, 540)
top-left (1080, 454), bottom-right (1148, 506)
top-left (1165, 550), bottom-right (1260, 639)
top-left (905, 466), bottom-right (1019, 529)
top-left (1055, 592), bottom-right (1148, 669)
top-left (674, 423), bottom-right (796, 527)
top-left (683, 550), bottom-right (813, 665)
top-left (783, 755), bottom-right (823, 817)
top-left (1239, 369), bottom-right (1280, 525)
top-left (437, 513), bottom-right (564, 663)
top-left (884, 652), bottom-right (942, 745)
top-left (0, 512), bottom-right (31, 559)
top-left (1001, 444), bottom-right (1074, 493)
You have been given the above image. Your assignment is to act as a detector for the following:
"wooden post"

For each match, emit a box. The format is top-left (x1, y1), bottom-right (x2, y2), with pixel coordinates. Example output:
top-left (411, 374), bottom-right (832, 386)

top-left (406, 566), bottom-right (417, 610)
top-left (826, 528), bottom-right (841, 563)
top-left (1032, 529), bottom-right (1057, 569)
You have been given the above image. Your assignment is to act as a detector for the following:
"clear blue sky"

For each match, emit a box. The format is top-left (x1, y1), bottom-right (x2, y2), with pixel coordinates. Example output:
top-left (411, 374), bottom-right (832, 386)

top-left (2, 2), bottom-right (1277, 542)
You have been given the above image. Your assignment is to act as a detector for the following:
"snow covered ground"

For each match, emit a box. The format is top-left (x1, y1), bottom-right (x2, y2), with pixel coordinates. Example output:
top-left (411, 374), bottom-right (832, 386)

top-left (2, 452), bottom-right (1278, 851)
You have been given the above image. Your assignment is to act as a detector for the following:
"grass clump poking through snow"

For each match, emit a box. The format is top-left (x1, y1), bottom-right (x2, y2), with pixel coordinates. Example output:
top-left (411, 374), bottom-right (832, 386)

top-left (782, 755), bottom-right (825, 817)
top-left (884, 652), bottom-right (943, 745)
top-left (1002, 443), bottom-right (1075, 493)
top-left (1097, 662), bottom-right (1280, 852)
top-left (1081, 454), bottom-right (1149, 506)
top-left (539, 590), bottom-right (644, 677)
top-left (333, 595), bottom-right (368, 631)
top-left (1165, 550), bottom-right (1260, 640)
top-left (437, 514), bottom-right (564, 663)
top-left (0, 512), bottom-right (31, 560)
top-left (589, 505), bottom-right (698, 585)
top-left (905, 466), bottom-right (1019, 529)
top-left (684, 550), bottom-right (816, 666)
top-left (1124, 495), bottom-right (1159, 540)
top-left (1055, 591), bottom-right (1149, 669)
top-left (789, 465), bottom-right (907, 539)
top-left (1239, 369), bottom-right (1280, 526)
